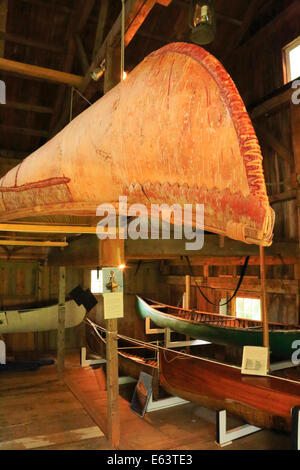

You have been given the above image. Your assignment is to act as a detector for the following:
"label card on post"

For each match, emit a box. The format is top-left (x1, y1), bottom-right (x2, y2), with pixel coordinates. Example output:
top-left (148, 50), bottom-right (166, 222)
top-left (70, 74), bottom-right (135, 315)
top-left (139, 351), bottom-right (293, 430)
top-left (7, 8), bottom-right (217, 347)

top-left (103, 292), bottom-right (124, 319)
top-left (241, 346), bottom-right (269, 376)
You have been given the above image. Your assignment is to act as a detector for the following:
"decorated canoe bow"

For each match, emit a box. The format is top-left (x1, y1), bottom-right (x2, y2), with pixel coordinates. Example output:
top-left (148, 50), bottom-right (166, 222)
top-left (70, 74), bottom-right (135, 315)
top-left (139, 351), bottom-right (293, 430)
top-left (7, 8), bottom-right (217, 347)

top-left (0, 43), bottom-right (274, 246)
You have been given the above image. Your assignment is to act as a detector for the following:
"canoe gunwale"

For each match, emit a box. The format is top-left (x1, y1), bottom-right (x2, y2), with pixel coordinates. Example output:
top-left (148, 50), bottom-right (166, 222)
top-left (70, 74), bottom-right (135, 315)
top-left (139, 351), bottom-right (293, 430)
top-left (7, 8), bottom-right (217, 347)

top-left (140, 297), bottom-right (300, 331)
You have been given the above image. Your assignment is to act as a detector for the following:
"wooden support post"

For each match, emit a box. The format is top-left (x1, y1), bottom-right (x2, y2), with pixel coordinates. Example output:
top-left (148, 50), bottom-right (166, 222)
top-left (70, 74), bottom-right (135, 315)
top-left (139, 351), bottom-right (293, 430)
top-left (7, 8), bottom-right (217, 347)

top-left (98, 238), bottom-right (123, 449)
top-left (57, 266), bottom-right (66, 379)
top-left (291, 101), bottom-right (300, 323)
top-left (185, 275), bottom-right (191, 352)
top-left (105, 318), bottom-right (120, 449)
top-left (185, 275), bottom-right (191, 309)
top-left (259, 246), bottom-right (269, 350)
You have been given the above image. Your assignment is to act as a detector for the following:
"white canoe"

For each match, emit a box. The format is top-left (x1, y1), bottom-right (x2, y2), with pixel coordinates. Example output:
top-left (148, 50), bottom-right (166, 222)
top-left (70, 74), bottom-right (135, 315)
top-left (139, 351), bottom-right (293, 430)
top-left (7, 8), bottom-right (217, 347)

top-left (0, 300), bottom-right (86, 334)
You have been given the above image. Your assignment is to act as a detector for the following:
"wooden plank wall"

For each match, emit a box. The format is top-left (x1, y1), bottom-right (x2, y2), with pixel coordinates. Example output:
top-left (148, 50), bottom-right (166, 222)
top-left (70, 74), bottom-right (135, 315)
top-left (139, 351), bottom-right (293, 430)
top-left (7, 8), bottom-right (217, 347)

top-left (2, 263), bottom-right (85, 353)
top-left (227, 9), bottom-right (299, 243)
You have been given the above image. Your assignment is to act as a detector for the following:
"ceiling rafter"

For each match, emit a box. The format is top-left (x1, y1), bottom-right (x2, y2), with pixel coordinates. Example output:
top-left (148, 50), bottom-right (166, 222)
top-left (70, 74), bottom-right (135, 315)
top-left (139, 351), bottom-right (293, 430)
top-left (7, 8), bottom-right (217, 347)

top-left (0, 57), bottom-right (83, 86)
top-left (0, 31), bottom-right (64, 53)
top-left (48, 0), bottom-right (95, 135)
top-left (51, 0), bottom-right (172, 137)
top-left (224, 0), bottom-right (264, 60)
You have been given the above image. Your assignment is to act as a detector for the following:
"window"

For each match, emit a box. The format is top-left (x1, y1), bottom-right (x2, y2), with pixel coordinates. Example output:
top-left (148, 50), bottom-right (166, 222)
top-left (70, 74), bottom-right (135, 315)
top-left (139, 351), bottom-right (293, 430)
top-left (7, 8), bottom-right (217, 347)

top-left (283, 36), bottom-right (300, 82)
top-left (90, 269), bottom-right (103, 294)
top-left (235, 297), bottom-right (261, 321)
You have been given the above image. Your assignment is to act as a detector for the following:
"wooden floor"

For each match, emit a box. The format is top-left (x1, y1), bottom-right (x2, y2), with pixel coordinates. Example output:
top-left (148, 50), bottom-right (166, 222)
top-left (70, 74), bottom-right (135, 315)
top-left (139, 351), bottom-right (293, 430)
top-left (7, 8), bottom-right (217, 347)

top-left (0, 351), bottom-right (292, 450)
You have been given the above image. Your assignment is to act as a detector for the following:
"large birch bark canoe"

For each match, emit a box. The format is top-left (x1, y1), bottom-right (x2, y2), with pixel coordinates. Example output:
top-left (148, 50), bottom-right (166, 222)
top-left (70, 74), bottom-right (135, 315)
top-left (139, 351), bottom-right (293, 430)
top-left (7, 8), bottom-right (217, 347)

top-left (0, 43), bottom-right (274, 246)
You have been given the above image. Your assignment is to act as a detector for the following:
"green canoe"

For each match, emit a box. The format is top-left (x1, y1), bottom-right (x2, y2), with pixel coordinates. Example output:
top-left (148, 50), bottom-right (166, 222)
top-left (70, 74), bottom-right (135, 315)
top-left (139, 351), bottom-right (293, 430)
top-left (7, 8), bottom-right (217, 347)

top-left (136, 296), bottom-right (300, 360)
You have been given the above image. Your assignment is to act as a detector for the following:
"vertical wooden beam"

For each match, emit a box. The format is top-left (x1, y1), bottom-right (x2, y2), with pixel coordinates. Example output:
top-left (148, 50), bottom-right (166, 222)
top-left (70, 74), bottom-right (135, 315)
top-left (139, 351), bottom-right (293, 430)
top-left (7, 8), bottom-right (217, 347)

top-left (92, 0), bottom-right (109, 59)
top-left (0, 0), bottom-right (8, 58)
top-left (57, 266), bottom-right (66, 378)
top-left (291, 100), bottom-right (300, 322)
top-left (98, 238), bottom-right (122, 449)
top-left (74, 34), bottom-right (89, 74)
top-left (259, 246), bottom-right (269, 350)
top-left (185, 275), bottom-right (191, 309)
top-left (105, 317), bottom-right (120, 448)
top-left (104, 44), bottom-right (121, 94)
top-left (184, 274), bottom-right (191, 352)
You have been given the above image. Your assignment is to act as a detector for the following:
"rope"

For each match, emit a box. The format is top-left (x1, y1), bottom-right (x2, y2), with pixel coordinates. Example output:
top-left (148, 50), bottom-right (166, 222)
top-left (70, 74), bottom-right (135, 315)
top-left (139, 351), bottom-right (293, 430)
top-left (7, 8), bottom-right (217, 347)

top-left (85, 318), bottom-right (300, 385)
top-left (185, 255), bottom-right (250, 307)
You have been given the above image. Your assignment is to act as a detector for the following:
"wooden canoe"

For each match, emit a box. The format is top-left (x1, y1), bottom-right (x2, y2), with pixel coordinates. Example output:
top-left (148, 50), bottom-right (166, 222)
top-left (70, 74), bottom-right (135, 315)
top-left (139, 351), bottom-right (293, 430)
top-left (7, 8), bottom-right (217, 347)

top-left (159, 349), bottom-right (300, 432)
top-left (86, 319), bottom-right (158, 380)
top-left (0, 43), bottom-right (274, 246)
top-left (0, 300), bottom-right (86, 333)
top-left (136, 296), bottom-right (300, 359)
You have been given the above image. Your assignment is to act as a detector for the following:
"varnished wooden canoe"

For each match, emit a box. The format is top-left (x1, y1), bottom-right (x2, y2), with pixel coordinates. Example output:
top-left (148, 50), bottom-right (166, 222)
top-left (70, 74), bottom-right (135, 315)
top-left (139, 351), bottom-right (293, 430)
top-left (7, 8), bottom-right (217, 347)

top-left (136, 297), bottom-right (300, 359)
top-left (0, 300), bottom-right (86, 333)
top-left (0, 43), bottom-right (274, 246)
top-left (86, 318), bottom-right (158, 380)
top-left (160, 349), bottom-right (300, 432)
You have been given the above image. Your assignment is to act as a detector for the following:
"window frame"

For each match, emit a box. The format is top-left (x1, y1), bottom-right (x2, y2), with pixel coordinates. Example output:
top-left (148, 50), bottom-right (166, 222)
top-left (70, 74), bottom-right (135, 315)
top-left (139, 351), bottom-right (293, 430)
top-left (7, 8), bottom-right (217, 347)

top-left (282, 36), bottom-right (300, 83)
top-left (233, 295), bottom-right (262, 321)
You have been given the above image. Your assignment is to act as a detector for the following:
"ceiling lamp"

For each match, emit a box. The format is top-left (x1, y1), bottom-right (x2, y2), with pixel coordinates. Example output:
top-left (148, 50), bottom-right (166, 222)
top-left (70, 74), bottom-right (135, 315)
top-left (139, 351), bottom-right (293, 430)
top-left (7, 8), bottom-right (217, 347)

top-left (189, 0), bottom-right (216, 45)
top-left (90, 59), bottom-right (106, 81)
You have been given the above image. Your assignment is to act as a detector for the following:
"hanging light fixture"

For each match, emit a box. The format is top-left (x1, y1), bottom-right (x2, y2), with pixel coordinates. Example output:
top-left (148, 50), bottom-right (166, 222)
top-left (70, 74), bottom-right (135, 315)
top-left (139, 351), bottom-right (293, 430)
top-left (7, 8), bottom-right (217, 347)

top-left (189, 0), bottom-right (216, 45)
top-left (90, 59), bottom-right (106, 81)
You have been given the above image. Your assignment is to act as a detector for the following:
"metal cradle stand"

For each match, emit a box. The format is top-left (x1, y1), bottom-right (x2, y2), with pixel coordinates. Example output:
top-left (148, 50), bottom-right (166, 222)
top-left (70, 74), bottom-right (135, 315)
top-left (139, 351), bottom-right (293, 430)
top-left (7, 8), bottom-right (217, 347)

top-left (292, 406), bottom-right (300, 451)
top-left (80, 347), bottom-right (137, 386)
top-left (216, 410), bottom-right (261, 447)
top-left (147, 393), bottom-right (189, 412)
top-left (0, 339), bottom-right (6, 365)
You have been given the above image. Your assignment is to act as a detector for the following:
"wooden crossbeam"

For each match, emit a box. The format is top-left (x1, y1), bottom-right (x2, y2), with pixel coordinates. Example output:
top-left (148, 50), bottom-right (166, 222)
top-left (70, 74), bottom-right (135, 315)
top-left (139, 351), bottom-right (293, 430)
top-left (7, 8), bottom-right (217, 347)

top-left (0, 240), bottom-right (68, 247)
top-left (3, 100), bottom-right (53, 114)
top-left (166, 275), bottom-right (299, 295)
top-left (0, 124), bottom-right (48, 137)
top-left (256, 123), bottom-right (294, 165)
top-left (0, 31), bottom-right (63, 53)
top-left (18, 0), bottom-right (73, 14)
top-left (167, 255), bottom-right (298, 267)
top-left (0, 58), bottom-right (83, 86)
top-left (250, 85), bottom-right (293, 120)
top-left (269, 189), bottom-right (296, 204)
top-left (0, 223), bottom-right (99, 234)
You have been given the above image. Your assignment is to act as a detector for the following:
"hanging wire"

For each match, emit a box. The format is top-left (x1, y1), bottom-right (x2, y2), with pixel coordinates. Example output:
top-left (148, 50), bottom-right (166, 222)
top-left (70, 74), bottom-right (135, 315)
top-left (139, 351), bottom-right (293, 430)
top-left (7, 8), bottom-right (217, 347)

top-left (185, 255), bottom-right (250, 307)
top-left (121, 0), bottom-right (125, 80)
top-left (69, 87), bottom-right (92, 122)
